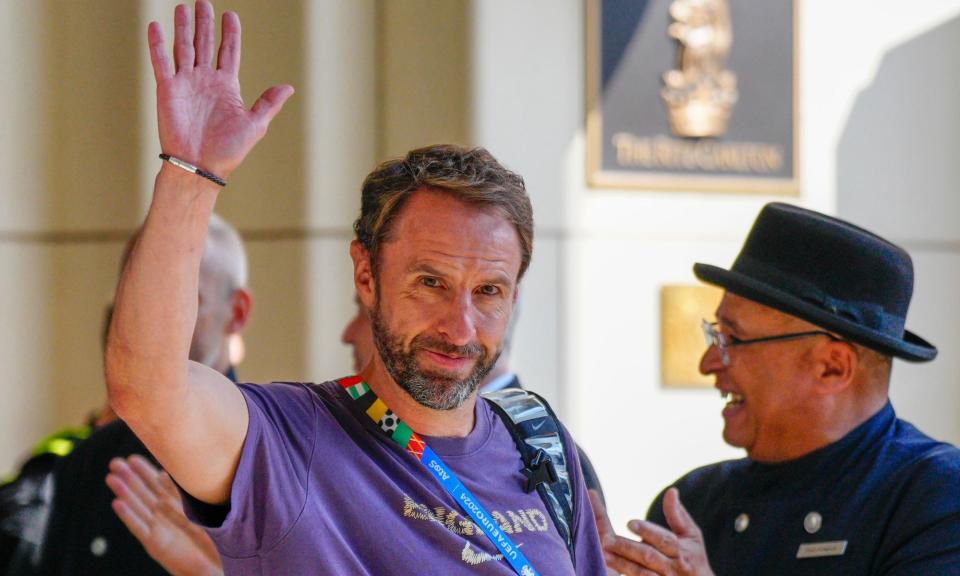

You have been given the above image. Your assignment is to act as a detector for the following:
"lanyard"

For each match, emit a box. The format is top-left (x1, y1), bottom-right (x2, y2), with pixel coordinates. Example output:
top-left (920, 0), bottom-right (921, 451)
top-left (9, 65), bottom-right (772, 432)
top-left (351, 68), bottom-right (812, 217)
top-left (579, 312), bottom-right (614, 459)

top-left (339, 376), bottom-right (540, 576)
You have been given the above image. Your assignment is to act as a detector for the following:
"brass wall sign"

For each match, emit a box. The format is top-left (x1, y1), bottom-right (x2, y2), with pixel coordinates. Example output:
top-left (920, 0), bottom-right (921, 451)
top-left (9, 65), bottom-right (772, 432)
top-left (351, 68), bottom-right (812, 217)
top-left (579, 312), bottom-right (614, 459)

top-left (587, 0), bottom-right (798, 193)
top-left (660, 285), bottom-right (724, 388)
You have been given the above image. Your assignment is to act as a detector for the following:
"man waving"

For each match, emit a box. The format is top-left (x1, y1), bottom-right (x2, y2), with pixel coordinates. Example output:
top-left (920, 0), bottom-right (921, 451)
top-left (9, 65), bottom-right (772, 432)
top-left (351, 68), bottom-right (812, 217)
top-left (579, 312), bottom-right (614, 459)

top-left (106, 3), bottom-right (604, 574)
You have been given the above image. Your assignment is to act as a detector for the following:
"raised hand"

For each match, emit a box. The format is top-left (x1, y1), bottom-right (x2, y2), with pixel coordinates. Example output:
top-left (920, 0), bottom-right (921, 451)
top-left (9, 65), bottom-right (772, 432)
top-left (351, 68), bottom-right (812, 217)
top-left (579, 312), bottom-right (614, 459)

top-left (148, 1), bottom-right (293, 178)
top-left (590, 488), bottom-right (715, 576)
top-left (107, 455), bottom-right (224, 576)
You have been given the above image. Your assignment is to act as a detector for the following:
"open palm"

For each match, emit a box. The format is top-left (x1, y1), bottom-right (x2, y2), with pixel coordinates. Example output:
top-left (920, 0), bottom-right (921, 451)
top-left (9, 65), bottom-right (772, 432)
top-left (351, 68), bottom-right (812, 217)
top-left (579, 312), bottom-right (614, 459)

top-left (108, 455), bottom-right (223, 576)
top-left (148, 1), bottom-right (292, 178)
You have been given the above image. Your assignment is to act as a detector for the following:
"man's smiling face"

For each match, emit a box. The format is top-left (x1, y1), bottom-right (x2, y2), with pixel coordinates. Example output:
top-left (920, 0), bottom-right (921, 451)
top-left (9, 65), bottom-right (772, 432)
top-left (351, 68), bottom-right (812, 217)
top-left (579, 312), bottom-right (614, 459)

top-left (700, 292), bottom-right (826, 461)
top-left (368, 188), bottom-right (521, 410)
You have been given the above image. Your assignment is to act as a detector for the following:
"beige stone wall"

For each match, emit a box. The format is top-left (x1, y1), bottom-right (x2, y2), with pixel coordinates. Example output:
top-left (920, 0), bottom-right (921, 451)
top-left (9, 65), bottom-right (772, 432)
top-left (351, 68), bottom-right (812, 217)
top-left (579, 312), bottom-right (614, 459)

top-left (0, 1), bottom-right (143, 470)
top-left (377, 0), bottom-right (470, 158)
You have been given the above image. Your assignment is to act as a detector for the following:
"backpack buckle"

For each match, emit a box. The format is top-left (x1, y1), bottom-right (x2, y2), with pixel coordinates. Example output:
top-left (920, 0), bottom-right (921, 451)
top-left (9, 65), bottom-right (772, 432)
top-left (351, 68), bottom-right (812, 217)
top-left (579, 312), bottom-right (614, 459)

top-left (523, 449), bottom-right (558, 493)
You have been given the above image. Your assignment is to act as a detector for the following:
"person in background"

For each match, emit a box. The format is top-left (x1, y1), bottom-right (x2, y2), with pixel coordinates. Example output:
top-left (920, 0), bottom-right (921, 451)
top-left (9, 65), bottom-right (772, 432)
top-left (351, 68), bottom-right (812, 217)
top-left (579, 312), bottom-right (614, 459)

top-left (0, 312), bottom-right (113, 574)
top-left (341, 296), bottom-right (376, 374)
top-left (592, 202), bottom-right (960, 575)
top-left (38, 213), bottom-right (250, 576)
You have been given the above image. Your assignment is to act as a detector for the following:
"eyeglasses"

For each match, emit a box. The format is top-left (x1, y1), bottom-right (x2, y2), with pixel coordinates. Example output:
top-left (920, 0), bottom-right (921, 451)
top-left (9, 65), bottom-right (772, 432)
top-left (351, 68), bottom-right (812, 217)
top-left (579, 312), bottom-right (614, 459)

top-left (701, 319), bottom-right (844, 366)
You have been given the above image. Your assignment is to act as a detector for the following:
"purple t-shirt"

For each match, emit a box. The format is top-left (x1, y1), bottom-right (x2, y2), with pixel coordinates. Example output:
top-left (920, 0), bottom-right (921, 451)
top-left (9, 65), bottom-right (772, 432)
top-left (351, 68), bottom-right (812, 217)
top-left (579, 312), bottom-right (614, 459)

top-left (186, 381), bottom-right (606, 575)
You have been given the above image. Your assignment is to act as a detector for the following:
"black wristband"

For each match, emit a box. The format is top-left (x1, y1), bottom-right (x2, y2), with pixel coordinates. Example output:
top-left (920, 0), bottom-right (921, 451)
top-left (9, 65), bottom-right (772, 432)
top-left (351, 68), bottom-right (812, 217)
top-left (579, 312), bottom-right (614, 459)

top-left (159, 153), bottom-right (227, 187)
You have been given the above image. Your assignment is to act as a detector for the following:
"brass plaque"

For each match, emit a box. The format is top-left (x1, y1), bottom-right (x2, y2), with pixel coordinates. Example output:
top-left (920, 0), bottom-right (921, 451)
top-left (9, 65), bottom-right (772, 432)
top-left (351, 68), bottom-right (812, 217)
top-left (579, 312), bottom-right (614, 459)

top-left (661, 285), bottom-right (723, 388)
top-left (587, 0), bottom-right (798, 193)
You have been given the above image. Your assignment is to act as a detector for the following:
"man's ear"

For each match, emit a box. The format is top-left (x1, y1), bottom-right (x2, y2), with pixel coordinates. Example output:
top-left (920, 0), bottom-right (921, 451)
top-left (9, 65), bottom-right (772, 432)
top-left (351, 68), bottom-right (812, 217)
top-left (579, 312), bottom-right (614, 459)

top-left (227, 287), bottom-right (253, 334)
top-left (813, 340), bottom-right (857, 395)
top-left (350, 240), bottom-right (376, 309)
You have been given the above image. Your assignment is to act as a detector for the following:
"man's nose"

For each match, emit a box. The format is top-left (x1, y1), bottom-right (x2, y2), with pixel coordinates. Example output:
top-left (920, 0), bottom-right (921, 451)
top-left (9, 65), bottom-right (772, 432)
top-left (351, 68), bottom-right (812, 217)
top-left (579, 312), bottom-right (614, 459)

top-left (436, 294), bottom-right (476, 346)
top-left (699, 343), bottom-right (725, 375)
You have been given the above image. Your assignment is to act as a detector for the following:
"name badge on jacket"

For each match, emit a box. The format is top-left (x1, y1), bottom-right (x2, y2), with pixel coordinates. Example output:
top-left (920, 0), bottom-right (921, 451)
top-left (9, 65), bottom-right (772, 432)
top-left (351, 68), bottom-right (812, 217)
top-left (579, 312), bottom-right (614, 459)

top-left (796, 540), bottom-right (848, 559)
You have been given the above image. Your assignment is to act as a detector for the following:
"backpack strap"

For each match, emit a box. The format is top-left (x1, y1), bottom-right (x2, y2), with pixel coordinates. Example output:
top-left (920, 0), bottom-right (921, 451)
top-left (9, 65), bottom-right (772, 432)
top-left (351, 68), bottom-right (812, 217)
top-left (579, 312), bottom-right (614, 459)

top-left (482, 388), bottom-right (576, 567)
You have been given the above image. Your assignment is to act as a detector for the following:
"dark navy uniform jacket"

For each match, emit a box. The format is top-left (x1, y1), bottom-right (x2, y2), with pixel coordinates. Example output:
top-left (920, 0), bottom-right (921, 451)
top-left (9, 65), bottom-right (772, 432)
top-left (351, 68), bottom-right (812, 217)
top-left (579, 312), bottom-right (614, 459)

top-left (648, 403), bottom-right (960, 575)
top-left (38, 419), bottom-right (169, 576)
top-left (38, 367), bottom-right (239, 575)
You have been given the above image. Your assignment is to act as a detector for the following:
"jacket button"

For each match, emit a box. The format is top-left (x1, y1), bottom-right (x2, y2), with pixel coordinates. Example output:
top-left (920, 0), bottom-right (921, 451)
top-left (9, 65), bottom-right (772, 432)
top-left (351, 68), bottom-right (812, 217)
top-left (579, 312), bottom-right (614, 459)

top-left (90, 536), bottom-right (108, 557)
top-left (804, 512), bottom-right (822, 534)
top-left (734, 513), bottom-right (750, 533)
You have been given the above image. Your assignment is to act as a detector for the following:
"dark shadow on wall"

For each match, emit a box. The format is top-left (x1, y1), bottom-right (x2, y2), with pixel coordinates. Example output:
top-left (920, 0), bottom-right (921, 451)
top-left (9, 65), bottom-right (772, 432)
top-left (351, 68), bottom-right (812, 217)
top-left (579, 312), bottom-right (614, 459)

top-left (837, 15), bottom-right (960, 443)
top-left (837, 15), bottom-right (960, 243)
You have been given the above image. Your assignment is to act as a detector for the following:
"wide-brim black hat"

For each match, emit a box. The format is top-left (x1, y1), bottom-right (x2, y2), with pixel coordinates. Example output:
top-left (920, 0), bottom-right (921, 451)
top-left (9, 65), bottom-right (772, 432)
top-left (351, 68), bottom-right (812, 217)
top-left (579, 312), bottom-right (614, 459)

top-left (694, 202), bottom-right (936, 362)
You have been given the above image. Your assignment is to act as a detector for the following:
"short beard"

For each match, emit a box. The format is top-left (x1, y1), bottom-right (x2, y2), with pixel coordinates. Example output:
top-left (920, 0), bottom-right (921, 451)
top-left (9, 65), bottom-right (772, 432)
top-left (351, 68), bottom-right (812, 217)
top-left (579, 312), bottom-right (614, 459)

top-left (370, 303), bottom-right (499, 411)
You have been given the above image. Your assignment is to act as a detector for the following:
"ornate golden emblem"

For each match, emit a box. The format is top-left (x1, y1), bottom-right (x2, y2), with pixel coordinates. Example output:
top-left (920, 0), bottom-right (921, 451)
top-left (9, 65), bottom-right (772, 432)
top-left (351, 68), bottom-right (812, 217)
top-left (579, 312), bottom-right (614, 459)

top-left (661, 0), bottom-right (739, 138)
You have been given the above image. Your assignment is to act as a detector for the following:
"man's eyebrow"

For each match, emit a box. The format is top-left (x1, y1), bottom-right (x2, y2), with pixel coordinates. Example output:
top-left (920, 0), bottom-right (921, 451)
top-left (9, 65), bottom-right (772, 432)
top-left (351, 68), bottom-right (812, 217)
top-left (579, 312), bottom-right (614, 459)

top-left (717, 312), bottom-right (743, 332)
top-left (406, 262), bottom-right (445, 276)
top-left (405, 262), bottom-right (514, 287)
top-left (484, 271), bottom-right (514, 287)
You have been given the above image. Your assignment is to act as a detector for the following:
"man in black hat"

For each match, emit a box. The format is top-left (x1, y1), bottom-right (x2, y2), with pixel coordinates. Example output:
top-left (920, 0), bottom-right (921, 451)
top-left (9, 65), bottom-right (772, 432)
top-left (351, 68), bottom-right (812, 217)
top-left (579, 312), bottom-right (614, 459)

top-left (592, 202), bottom-right (960, 575)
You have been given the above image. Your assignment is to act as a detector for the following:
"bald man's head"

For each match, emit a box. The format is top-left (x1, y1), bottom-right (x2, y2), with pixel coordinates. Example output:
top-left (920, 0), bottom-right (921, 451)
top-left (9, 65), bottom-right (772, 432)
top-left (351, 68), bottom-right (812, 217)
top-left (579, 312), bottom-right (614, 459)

top-left (202, 213), bottom-right (248, 293)
top-left (190, 214), bottom-right (252, 373)
top-left (97, 215), bottom-right (251, 426)
top-left (115, 214), bottom-right (252, 374)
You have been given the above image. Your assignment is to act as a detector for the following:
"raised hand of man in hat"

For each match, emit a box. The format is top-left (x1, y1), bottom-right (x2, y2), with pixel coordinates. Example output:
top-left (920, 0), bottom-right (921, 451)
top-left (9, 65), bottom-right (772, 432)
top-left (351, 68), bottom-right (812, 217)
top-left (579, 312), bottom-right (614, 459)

top-left (591, 489), bottom-right (715, 576)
